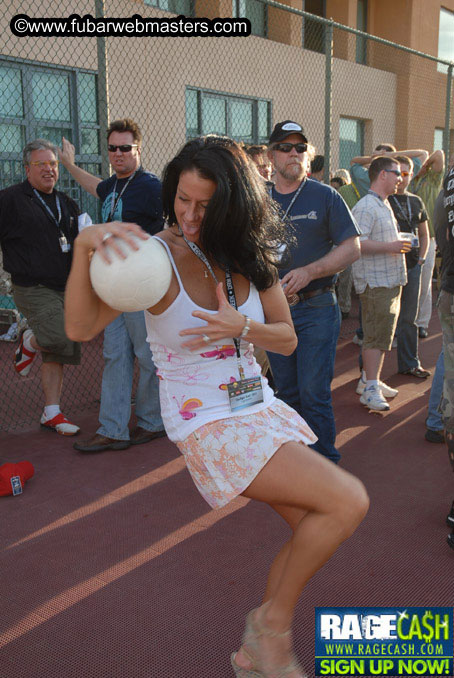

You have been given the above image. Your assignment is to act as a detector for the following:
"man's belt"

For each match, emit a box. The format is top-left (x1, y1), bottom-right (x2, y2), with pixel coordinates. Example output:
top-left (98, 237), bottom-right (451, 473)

top-left (297, 285), bottom-right (335, 302)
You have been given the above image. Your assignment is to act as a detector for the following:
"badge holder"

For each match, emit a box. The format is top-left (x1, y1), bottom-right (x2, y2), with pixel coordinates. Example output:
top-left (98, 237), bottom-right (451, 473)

top-left (227, 375), bottom-right (264, 412)
top-left (59, 235), bottom-right (71, 253)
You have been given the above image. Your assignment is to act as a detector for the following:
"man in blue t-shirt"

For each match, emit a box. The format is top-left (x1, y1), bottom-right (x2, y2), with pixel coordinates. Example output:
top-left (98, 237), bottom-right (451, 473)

top-left (266, 121), bottom-right (361, 463)
top-left (59, 118), bottom-right (165, 452)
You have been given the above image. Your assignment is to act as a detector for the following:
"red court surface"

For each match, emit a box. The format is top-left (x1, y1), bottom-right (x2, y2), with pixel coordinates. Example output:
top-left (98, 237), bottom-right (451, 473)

top-left (1, 311), bottom-right (453, 678)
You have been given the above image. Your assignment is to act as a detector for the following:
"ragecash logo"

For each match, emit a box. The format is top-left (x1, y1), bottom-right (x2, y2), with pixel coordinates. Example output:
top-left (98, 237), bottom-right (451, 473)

top-left (315, 607), bottom-right (453, 676)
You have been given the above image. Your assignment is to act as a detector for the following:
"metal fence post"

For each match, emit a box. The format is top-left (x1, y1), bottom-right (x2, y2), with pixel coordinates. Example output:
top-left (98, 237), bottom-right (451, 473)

top-left (324, 20), bottom-right (334, 183)
top-left (95, 0), bottom-right (110, 178)
top-left (444, 63), bottom-right (453, 160)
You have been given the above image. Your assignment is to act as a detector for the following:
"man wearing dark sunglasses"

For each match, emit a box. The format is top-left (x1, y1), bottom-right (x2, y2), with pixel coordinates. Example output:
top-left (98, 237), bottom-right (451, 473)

top-left (389, 155), bottom-right (430, 380)
top-left (266, 120), bottom-right (361, 464)
top-left (352, 156), bottom-right (412, 412)
top-left (59, 119), bottom-right (165, 453)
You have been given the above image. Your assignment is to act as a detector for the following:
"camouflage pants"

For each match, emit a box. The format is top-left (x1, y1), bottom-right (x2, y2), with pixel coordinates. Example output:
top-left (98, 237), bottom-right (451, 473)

top-left (438, 291), bottom-right (454, 471)
top-left (438, 291), bottom-right (454, 431)
top-left (336, 265), bottom-right (353, 314)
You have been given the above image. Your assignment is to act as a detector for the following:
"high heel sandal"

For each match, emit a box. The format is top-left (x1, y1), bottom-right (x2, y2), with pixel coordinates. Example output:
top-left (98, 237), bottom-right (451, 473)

top-left (230, 650), bottom-right (264, 677)
top-left (243, 603), bottom-right (307, 678)
top-left (230, 609), bottom-right (266, 677)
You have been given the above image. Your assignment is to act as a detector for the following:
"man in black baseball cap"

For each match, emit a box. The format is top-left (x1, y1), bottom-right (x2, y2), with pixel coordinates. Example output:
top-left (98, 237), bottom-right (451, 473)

top-left (268, 120), bottom-right (308, 145)
top-left (266, 120), bottom-right (360, 464)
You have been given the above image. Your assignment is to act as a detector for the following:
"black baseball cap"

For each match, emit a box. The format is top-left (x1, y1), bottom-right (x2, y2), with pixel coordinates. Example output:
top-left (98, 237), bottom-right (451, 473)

top-left (268, 120), bottom-right (308, 145)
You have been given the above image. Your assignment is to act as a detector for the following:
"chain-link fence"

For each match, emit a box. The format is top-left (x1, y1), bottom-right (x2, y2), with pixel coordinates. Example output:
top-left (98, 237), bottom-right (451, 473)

top-left (1, 0), bottom-right (453, 431)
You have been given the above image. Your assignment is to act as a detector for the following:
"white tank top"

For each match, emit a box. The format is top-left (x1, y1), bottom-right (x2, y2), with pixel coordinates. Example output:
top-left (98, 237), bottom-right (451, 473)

top-left (144, 236), bottom-right (275, 442)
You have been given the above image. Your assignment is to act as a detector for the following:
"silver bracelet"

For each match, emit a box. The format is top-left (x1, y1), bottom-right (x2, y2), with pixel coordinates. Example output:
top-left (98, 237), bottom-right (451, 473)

top-left (240, 315), bottom-right (251, 339)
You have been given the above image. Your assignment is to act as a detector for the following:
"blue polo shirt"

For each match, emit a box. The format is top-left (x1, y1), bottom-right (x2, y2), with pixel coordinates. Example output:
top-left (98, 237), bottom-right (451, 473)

top-left (272, 178), bottom-right (360, 292)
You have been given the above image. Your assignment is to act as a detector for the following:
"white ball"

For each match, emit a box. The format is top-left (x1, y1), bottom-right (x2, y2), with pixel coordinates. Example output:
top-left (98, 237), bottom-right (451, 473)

top-left (89, 235), bottom-right (172, 312)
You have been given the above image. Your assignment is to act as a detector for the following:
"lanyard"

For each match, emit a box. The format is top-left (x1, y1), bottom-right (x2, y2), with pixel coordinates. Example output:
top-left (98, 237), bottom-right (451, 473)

top-left (108, 169), bottom-right (139, 221)
top-left (224, 269), bottom-right (245, 379)
top-left (33, 189), bottom-right (62, 228)
top-left (390, 194), bottom-right (413, 230)
top-left (351, 181), bottom-right (360, 200)
top-left (270, 178), bottom-right (307, 220)
top-left (179, 228), bottom-right (246, 380)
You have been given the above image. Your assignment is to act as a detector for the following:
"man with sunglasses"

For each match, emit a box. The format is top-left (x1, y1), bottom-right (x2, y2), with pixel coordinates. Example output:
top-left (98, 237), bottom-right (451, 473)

top-left (0, 139), bottom-right (81, 434)
top-left (388, 155), bottom-right (430, 379)
top-left (59, 118), bottom-right (165, 453)
top-left (352, 156), bottom-right (412, 411)
top-left (266, 120), bottom-right (361, 463)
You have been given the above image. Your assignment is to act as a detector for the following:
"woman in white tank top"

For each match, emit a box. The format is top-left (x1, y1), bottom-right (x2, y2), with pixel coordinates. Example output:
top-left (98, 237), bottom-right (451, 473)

top-left (65, 136), bottom-right (369, 678)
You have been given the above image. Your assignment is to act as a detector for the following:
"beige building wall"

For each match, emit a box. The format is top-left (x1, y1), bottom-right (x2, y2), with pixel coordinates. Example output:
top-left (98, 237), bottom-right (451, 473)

top-left (331, 58), bottom-right (396, 168)
top-left (105, 32), bottom-right (396, 174)
top-left (98, 1), bottom-right (396, 174)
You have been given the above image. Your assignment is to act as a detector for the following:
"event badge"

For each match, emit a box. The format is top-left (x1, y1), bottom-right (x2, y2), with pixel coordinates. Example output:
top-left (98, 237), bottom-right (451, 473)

top-left (227, 376), bottom-right (264, 412)
top-left (59, 235), bottom-right (71, 253)
top-left (10, 476), bottom-right (22, 496)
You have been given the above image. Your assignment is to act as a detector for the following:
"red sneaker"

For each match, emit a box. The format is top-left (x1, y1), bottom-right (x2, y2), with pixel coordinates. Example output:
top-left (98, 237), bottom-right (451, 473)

top-left (14, 329), bottom-right (37, 376)
top-left (40, 413), bottom-right (80, 436)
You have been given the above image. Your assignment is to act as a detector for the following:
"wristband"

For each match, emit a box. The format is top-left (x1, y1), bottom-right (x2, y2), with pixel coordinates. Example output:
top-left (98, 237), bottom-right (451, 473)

top-left (240, 315), bottom-right (251, 339)
top-left (418, 258), bottom-right (426, 265)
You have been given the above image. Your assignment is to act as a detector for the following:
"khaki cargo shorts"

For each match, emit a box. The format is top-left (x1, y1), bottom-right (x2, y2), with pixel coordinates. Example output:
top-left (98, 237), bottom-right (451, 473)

top-left (12, 284), bottom-right (81, 365)
top-left (360, 285), bottom-right (401, 352)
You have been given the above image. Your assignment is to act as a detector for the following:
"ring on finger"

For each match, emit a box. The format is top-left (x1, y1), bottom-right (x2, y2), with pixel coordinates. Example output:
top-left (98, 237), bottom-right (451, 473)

top-left (202, 334), bottom-right (210, 344)
top-left (102, 232), bottom-right (113, 242)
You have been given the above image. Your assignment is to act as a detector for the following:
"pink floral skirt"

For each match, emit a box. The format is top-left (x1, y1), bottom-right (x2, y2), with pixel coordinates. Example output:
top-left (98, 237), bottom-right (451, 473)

top-left (176, 399), bottom-right (317, 509)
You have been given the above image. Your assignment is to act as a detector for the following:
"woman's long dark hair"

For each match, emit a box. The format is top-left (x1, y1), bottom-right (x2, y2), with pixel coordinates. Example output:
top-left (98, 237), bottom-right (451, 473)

top-left (162, 135), bottom-right (292, 291)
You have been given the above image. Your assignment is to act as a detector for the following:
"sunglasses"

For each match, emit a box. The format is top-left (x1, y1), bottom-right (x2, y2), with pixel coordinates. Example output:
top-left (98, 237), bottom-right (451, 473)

top-left (107, 144), bottom-right (138, 153)
top-left (383, 169), bottom-right (402, 177)
top-left (29, 160), bottom-right (58, 168)
top-left (274, 142), bottom-right (308, 154)
top-left (400, 171), bottom-right (412, 177)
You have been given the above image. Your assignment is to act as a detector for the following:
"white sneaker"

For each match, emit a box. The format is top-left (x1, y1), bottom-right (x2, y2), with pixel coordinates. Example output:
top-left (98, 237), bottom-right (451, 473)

top-left (379, 382), bottom-right (398, 398)
top-left (352, 334), bottom-right (363, 346)
top-left (360, 384), bottom-right (390, 411)
top-left (40, 412), bottom-right (80, 436)
top-left (356, 377), bottom-right (398, 399)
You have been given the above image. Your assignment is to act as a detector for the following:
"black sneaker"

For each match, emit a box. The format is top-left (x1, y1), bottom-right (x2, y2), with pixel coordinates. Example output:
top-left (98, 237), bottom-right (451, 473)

top-left (447, 532), bottom-right (454, 550)
top-left (447, 501), bottom-right (454, 528)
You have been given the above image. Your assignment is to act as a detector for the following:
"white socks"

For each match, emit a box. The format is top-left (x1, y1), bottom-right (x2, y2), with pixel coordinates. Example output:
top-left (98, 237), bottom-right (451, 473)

top-left (44, 405), bottom-right (60, 420)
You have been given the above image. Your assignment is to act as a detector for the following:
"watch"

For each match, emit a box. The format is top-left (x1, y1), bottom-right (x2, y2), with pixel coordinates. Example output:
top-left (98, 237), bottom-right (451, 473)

top-left (418, 258), bottom-right (426, 265)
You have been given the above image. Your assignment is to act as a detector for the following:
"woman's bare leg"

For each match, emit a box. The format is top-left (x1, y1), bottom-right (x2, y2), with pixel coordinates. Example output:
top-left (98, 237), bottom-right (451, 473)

top-left (234, 504), bottom-right (304, 672)
top-left (262, 504), bottom-right (306, 603)
top-left (233, 441), bottom-right (369, 676)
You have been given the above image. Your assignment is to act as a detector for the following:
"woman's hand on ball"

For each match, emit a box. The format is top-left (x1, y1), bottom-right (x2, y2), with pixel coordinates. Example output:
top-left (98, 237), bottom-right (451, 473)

top-left (76, 222), bottom-right (149, 263)
top-left (179, 283), bottom-right (245, 350)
